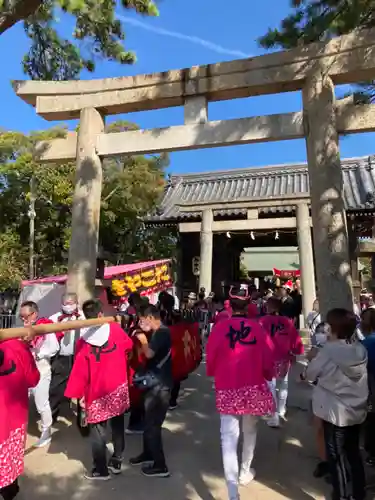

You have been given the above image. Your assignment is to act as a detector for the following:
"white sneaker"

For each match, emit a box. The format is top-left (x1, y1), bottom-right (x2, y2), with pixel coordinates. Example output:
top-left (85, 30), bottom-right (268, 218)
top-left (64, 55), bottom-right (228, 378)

top-left (239, 468), bottom-right (255, 486)
top-left (278, 410), bottom-right (287, 421)
top-left (266, 415), bottom-right (280, 428)
top-left (34, 429), bottom-right (51, 448)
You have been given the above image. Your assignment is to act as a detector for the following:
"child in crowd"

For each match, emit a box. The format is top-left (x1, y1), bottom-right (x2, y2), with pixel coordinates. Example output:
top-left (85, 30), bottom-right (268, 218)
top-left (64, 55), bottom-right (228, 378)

top-left (206, 288), bottom-right (275, 500)
top-left (65, 299), bottom-right (133, 481)
top-left (359, 307), bottom-right (375, 465)
top-left (259, 296), bottom-right (304, 427)
top-left (306, 308), bottom-right (368, 500)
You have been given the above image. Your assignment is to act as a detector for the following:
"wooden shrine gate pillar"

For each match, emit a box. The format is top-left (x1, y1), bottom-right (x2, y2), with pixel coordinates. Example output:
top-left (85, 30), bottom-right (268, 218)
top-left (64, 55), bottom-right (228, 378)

top-left (199, 209), bottom-right (213, 293)
top-left (66, 107), bottom-right (105, 304)
top-left (303, 72), bottom-right (353, 317)
top-left (296, 202), bottom-right (316, 319)
top-left (348, 218), bottom-right (361, 300)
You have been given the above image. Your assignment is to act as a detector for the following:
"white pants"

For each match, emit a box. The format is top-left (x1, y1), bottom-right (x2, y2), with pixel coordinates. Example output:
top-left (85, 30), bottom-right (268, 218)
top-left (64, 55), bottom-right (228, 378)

top-left (268, 371), bottom-right (289, 417)
top-left (31, 362), bottom-right (52, 432)
top-left (220, 414), bottom-right (258, 500)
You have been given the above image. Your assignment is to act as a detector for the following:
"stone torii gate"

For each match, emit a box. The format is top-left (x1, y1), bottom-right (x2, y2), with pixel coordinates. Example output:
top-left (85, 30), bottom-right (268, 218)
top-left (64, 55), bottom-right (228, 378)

top-left (13, 28), bottom-right (375, 314)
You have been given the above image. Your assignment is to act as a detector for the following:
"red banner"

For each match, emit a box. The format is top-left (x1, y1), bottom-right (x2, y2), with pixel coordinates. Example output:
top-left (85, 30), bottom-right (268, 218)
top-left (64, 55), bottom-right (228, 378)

top-left (273, 268), bottom-right (301, 278)
top-left (171, 322), bottom-right (201, 381)
top-left (128, 322), bottom-right (201, 407)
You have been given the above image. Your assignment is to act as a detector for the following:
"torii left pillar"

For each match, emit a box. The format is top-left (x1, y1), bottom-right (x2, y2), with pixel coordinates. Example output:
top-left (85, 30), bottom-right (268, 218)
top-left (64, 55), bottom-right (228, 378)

top-left (66, 107), bottom-right (105, 304)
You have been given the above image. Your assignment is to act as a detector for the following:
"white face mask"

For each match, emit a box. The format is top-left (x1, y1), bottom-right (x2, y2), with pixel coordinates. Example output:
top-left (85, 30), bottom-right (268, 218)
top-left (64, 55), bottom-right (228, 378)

top-left (62, 304), bottom-right (77, 315)
top-left (139, 319), bottom-right (152, 332)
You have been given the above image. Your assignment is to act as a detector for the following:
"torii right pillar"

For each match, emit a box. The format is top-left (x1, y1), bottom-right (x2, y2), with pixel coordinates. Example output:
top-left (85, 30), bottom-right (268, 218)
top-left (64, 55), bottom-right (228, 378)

top-left (303, 70), bottom-right (353, 318)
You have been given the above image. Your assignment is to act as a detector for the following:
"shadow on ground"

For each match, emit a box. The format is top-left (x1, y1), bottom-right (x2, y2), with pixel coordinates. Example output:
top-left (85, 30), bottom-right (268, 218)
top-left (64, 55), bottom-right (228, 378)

top-left (22, 363), bottom-right (374, 500)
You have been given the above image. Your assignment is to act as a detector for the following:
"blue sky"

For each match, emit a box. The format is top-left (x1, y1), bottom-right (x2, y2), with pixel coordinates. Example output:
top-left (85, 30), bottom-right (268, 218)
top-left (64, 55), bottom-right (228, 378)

top-left (0, 0), bottom-right (374, 175)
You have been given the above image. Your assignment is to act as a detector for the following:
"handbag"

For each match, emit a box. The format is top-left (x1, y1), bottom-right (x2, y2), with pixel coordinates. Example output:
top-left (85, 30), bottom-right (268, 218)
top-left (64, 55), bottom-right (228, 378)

top-left (133, 349), bottom-right (171, 390)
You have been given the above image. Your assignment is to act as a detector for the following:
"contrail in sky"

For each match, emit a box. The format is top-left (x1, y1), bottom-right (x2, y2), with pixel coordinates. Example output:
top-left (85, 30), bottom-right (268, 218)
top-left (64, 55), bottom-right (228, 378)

top-left (118, 15), bottom-right (250, 59)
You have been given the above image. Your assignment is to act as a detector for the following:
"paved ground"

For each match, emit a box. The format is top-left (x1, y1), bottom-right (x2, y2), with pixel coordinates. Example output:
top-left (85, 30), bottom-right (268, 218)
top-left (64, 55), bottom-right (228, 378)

top-left (20, 362), bottom-right (374, 500)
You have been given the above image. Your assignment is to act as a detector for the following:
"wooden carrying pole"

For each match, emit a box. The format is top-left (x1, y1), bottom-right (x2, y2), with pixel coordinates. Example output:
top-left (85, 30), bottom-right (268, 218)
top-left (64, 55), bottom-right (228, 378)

top-left (0, 316), bottom-right (117, 341)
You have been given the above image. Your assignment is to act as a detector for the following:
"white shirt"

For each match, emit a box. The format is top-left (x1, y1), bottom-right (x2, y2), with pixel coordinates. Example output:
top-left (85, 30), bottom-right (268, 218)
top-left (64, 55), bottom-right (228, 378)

top-left (31, 334), bottom-right (59, 360)
top-left (31, 334), bottom-right (60, 375)
top-left (49, 310), bottom-right (85, 356)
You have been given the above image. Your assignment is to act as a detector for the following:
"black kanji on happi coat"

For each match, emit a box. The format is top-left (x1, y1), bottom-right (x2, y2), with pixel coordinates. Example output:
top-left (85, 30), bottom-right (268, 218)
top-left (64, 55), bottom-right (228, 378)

top-left (270, 321), bottom-right (288, 338)
top-left (0, 350), bottom-right (16, 376)
top-left (91, 342), bottom-right (117, 362)
top-left (226, 321), bottom-right (257, 350)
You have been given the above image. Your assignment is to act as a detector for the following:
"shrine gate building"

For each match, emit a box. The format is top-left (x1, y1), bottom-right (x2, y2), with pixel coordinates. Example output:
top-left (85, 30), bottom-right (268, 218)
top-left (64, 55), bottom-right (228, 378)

top-left (146, 154), bottom-right (375, 318)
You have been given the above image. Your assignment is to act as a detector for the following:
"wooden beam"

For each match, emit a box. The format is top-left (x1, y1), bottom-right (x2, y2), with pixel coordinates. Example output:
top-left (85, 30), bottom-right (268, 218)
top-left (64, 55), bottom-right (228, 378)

top-left (14, 28), bottom-right (375, 119)
top-left (178, 217), bottom-right (313, 233)
top-left (247, 209), bottom-right (258, 219)
top-left (35, 103), bottom-right (375, 162)
top-left (178, 195), bottom-right (311, 212)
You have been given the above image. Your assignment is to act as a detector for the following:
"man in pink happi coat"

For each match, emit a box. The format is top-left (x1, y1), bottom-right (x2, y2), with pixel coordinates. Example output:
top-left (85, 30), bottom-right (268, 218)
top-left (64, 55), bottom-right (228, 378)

top-left (65, 299), bottom-right (133, 481)
top-left (206, 289), bottom-right (275, 500)
top-left (259, 296), bottom-right (304, 427)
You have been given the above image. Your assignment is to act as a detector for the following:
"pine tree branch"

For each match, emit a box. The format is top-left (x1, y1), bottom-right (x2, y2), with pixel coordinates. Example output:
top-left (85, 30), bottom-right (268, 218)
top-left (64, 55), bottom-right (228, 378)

top-left (0, 0), bottom-right (43, 35)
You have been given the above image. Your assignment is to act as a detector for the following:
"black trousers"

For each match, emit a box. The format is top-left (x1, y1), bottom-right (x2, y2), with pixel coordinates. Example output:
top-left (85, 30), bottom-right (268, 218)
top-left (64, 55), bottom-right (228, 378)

top-left (128, 402), bottom-right (145, 430)
top-left (364, 411), bottom-right (375, 458)
top-left (323, 421), bottom-right (366, 500)
top-left (0, 480), bottom-right (19, 500)
top-left (143, 385), bottom-right (170, 468)
top-left (90, 413), bottom-right (125, 475)
top-left (49, 355), bottom-right (73, 420)
top-left (170, 382), bottom-right (181, 406)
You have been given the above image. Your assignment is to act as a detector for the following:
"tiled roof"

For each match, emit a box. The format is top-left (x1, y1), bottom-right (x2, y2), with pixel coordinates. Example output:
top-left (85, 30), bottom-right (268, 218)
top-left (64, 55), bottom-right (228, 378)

top-left (148, 155), bottom-right (375, 222)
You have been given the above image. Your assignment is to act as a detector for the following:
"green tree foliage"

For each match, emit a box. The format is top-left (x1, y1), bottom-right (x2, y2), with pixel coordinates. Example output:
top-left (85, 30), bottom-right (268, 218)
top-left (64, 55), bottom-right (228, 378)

top-left (0, 122), bottom-right (176, 289)
top-left (359, 256), bottom-right (371, 276)
top-left (258, 0), bottom-right (375, 99)
top-left (259, 0), bottom-right (375, 49)
top-left (0, 0), bottom-right (158, 80)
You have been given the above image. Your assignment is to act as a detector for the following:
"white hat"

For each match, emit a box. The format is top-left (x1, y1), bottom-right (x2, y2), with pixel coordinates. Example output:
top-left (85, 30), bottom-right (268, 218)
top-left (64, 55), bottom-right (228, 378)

top-left (188, 292), bottom-right (197, 300)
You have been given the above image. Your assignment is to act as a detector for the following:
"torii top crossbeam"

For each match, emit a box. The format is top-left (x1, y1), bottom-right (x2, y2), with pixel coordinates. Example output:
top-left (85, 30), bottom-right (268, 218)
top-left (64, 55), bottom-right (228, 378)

top-left (13, 27), bottom-right (375, 120)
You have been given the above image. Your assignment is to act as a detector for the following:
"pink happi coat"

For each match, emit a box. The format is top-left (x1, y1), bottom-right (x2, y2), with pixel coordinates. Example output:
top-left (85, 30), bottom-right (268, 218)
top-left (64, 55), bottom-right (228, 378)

top-left (0, 339), bottom-right (40, 488)
top-left (247, 301), bottom-right (259, 319)
top-left (65, 322), bottom-right (133, 424)
top-left (206, 315), bottom-right (275, 415)
top-left (214, 308), bottom-right (232, 325)
top-left (259, 314), bottom-right (304, 377)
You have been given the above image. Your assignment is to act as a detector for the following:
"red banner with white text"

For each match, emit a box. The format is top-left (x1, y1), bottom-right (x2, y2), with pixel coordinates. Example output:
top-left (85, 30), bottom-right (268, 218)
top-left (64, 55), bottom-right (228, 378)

top-left (273, 268), bottom-right (301, 279)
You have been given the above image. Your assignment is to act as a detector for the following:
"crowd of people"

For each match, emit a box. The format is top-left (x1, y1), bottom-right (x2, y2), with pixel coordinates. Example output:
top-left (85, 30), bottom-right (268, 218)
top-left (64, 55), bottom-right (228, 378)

top-left (0, 283), bottom-right (375, 500)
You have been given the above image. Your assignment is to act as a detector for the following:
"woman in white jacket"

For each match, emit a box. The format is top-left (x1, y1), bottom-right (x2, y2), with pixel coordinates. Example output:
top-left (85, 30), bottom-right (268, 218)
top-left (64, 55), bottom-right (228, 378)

top-left (306, 308), bottom-right (367, 500)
